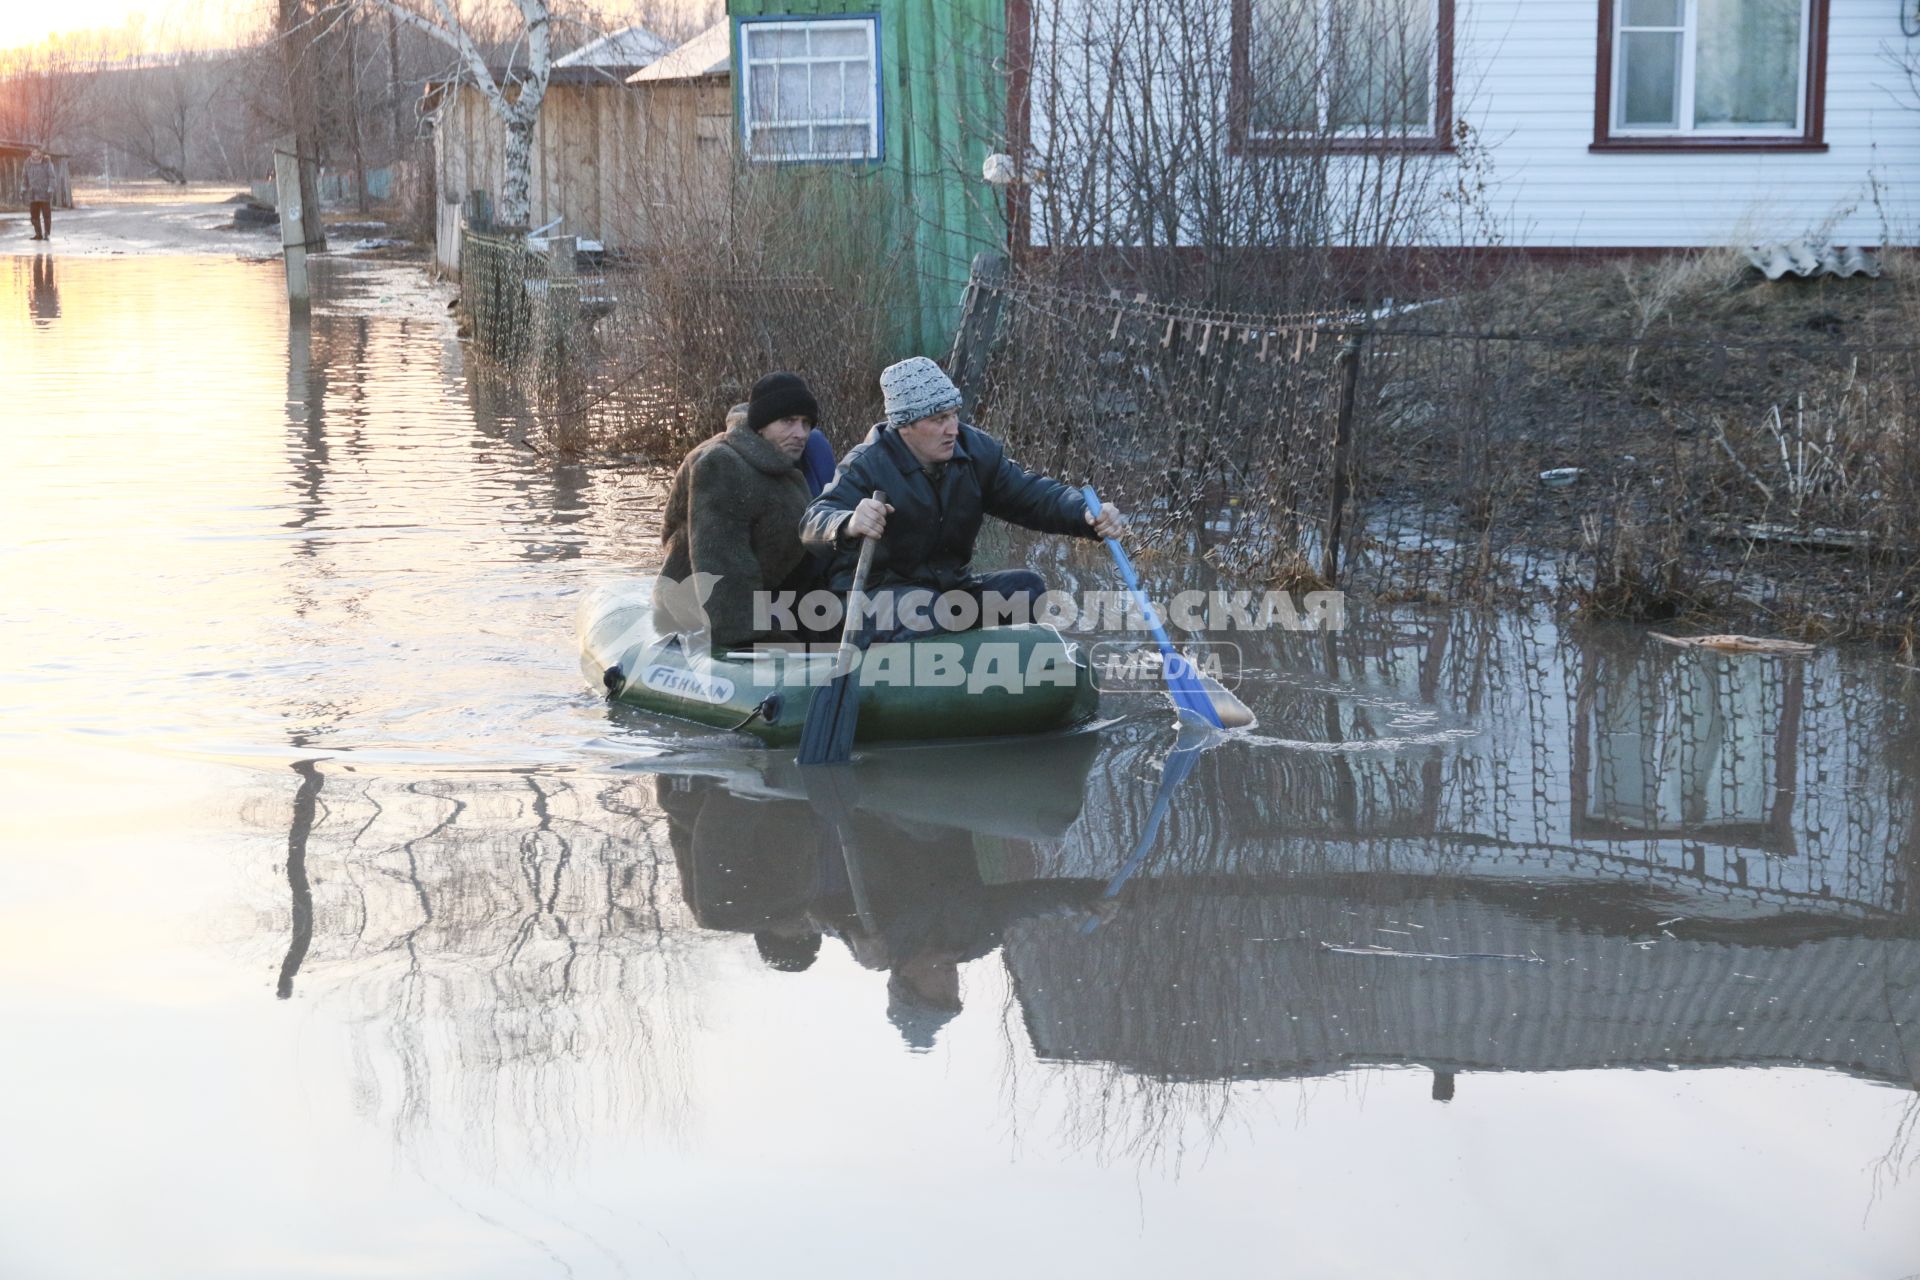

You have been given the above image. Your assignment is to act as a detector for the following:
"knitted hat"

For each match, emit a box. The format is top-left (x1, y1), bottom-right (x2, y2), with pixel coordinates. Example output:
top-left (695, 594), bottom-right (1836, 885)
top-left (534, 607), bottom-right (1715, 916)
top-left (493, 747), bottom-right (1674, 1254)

top-left (879, 356), bottom-right (963, 428)
top-left (746, 372), bottom-right (819, 433)
top-left (886, 969), bottom-right (962, 1051)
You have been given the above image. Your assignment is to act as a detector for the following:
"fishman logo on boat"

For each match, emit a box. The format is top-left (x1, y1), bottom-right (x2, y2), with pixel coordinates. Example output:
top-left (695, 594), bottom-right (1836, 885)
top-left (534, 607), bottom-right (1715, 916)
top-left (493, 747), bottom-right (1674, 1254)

top-left (1089, 641), bottom-right (1240, 695)
top-left (640, 663), bottom-right (736, 705)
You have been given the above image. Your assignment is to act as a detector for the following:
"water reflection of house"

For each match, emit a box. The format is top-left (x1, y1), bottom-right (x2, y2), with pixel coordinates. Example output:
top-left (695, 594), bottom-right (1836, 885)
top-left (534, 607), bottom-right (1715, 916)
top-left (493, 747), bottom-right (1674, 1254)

top-left (1574, 643), bottom-right (1802, 851)
top-left (1004, 888), bottom-right (1920, 1091)
top-left (1048, 614), bottom-right (1913, 920)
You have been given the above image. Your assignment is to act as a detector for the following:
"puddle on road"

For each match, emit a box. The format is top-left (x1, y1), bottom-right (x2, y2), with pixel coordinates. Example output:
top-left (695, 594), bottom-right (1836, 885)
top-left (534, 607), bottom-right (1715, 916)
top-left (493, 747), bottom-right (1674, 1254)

top-left (2, 253), bottom-right (1917, 1279)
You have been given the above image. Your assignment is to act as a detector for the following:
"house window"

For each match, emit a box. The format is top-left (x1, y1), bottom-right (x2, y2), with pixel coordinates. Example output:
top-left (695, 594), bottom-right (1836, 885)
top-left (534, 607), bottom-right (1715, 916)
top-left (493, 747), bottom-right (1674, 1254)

top-left (738, 16), bottom-right (882, 162)
top-left (1595, 0), bottom-right (1828, 151)
top-left (1232, 0), bottom-right (1455, 152)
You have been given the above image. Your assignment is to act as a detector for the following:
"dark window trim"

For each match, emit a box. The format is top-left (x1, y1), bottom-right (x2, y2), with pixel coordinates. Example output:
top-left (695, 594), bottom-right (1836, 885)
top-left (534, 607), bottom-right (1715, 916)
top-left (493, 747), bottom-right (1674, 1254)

top-left (1592, 0), bottom-right (1829, 154)
top-left (1228, 0), bottom-right (1457, 156)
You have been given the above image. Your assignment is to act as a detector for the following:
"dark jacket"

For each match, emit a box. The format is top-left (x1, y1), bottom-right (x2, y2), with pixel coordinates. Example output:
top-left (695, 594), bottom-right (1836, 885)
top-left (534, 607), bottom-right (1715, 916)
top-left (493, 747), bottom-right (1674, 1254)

top-left (657, 420), bottom-right (812, 650)
top-left (25, 157), bottom-right (55, 203)
top-left (800, 421), bottom-right (1094, 592)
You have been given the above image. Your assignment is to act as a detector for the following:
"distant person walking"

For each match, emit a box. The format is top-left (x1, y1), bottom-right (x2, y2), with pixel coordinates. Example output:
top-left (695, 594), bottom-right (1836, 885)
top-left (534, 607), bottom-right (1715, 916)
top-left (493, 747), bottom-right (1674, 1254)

top-left (25, 149), bottom-right (56, 241)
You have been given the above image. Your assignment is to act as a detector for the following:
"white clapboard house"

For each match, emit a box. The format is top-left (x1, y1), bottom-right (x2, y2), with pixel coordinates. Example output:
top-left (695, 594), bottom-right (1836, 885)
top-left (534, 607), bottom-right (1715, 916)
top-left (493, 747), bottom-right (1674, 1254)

top-left (1010, 0), bottom-right (1919, 253)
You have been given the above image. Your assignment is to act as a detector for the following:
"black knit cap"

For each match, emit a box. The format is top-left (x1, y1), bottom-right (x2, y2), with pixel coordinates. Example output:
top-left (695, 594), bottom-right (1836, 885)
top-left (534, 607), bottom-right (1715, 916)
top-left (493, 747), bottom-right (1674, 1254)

top-left (746, 371), bottom-right (820, 433)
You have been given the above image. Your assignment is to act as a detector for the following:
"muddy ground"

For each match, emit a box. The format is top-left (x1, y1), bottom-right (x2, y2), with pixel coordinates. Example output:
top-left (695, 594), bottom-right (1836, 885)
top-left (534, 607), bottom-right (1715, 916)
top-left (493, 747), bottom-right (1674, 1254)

top-left (1352, 252), bottom-right (1920, 640)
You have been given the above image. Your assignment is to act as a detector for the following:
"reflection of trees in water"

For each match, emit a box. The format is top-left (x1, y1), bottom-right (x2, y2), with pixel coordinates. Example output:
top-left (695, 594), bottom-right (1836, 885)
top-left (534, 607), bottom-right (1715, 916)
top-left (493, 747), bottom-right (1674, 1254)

top-left (246, 769), bottom-right (706, 1170)
top-left (1873, 1092), bottom-right (1920, 1202)
top-left (258, 272), bottom-right (714, 1169)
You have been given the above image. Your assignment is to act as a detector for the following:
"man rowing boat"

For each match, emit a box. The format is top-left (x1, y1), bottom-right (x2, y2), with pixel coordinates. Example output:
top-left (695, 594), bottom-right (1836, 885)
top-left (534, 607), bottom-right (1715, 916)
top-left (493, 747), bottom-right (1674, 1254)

top-left (800, 356), bottom-right (1122, 641)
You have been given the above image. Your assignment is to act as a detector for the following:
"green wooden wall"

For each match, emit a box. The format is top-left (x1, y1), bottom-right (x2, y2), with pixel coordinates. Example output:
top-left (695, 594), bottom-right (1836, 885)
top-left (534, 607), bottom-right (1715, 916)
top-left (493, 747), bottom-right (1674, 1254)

top-left (727, 0), bottom-right (1009, 356)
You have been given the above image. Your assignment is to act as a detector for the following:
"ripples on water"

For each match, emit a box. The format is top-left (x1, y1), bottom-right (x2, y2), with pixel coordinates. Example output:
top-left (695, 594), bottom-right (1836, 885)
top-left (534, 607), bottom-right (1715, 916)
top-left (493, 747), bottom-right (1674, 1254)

top-left (1, 253), bottom-right (1917, 1278)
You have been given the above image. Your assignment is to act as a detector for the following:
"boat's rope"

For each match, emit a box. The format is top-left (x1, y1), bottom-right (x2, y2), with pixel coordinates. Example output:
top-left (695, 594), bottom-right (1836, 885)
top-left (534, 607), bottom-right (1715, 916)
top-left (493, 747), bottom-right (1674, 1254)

top-left (727, 694), bottom-right (783, 732)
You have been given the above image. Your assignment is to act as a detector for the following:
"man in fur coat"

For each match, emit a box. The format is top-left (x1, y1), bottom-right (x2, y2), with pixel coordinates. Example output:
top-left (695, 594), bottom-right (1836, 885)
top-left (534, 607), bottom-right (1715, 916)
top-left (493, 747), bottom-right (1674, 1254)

top-left (655, 372), bottom-right (830, 651)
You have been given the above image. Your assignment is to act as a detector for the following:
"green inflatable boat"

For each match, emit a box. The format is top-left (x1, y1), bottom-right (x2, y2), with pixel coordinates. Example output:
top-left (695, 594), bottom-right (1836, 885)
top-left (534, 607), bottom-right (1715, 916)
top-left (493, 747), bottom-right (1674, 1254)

top-left (578, 582), bottom-right (1101, 747)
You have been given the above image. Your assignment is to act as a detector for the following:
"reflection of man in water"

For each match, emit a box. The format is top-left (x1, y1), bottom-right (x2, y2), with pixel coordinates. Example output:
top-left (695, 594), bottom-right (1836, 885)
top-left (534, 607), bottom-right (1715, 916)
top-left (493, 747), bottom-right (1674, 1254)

top-left (28, 254), bottom-right (58, 324)
top-left (654, 775), bottom-right (827, 972)
top-left (660, 782), bottom-right (1105, 1051)
top-left (657, 775), bottom-right (1106, 1050)
top-left (826, 830), bottom-right (1106, 1050)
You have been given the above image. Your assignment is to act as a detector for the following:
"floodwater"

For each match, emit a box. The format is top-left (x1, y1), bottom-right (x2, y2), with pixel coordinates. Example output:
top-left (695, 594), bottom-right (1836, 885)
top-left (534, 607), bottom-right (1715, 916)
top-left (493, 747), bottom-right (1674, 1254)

top-left (2, 252), bottom-right (1918, 1280)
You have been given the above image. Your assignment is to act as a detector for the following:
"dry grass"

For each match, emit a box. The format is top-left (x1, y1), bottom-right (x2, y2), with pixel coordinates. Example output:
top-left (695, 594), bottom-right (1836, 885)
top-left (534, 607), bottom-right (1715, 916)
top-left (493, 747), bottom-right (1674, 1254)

top-left (538, 166), bottom-right (921, 462)
top-left (1353, 248), bottom-right (1920, 636)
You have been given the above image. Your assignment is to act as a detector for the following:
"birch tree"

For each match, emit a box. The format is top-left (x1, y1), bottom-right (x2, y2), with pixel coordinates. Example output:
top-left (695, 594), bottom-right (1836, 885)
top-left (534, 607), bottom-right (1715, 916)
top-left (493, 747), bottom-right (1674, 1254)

top-left (350, 0), bottom-right (555, 226)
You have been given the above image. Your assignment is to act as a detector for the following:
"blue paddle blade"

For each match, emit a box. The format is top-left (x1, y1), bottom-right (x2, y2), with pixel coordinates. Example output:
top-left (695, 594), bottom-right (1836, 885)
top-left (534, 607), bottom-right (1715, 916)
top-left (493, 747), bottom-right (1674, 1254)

top-left (1080, 732), bottom-right (1205, 933)
top-left (1081, 485), bottom-right (1224, 729)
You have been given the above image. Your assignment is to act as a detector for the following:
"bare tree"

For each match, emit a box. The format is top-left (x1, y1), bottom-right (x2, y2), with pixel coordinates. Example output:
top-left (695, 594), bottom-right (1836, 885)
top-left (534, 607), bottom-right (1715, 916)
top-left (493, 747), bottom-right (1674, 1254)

top-left (0, 36), bottom-right (106, 154)
top-left (339, 0), bottom-right (558, 226)
top-left (1012, 0), bottom-right (1483, 309)
top-left (98, 53), bottom-right (220, 184)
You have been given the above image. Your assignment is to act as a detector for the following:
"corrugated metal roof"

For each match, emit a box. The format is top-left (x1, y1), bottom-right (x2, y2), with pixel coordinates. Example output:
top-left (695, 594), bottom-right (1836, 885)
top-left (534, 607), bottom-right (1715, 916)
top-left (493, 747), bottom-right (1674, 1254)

top-left (627, 21), bottom-right (730, 83)
top-left (1745, 241), bottom-right (1881, 280)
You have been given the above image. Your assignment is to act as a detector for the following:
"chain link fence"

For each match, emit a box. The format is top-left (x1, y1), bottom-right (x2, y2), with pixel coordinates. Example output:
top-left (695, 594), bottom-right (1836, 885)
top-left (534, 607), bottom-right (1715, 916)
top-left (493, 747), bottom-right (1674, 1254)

top-left (456, 202), bottom-right (592, 376)
top-left (955, 259), bottom-right (1920, 636)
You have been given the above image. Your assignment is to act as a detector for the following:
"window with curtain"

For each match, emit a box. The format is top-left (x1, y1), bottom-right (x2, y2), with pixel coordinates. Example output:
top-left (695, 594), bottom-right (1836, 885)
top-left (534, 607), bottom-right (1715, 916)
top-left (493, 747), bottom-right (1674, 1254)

top-left (1613, 0), bottom-right (1806, 134)
top-left (739, 17), bottom-right (881, 162)
top-left (1244, 0), bottom-right (1442, 139)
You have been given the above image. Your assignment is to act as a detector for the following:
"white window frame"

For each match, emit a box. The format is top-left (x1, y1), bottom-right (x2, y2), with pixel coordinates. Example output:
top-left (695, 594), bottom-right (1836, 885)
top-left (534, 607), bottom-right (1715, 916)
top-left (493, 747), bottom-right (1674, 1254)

top-left (738, 16), bottom-right (882, 164)
top-left (1612, 0), bottom-right (1810, 137)
top-left (1246, 0), bottom-right (1442, 140)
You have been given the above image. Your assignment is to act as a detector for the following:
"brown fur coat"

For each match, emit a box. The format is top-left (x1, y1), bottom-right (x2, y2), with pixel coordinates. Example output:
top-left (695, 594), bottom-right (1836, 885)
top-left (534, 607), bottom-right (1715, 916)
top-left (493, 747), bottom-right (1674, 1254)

top-left (656, 419), bottom-right (811, 650)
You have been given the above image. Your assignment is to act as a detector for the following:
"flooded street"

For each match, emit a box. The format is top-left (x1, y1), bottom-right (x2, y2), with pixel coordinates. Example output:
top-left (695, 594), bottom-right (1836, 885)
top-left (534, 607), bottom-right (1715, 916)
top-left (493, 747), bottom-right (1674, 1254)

top-left (3, 252), bottom-right (1918, 1278)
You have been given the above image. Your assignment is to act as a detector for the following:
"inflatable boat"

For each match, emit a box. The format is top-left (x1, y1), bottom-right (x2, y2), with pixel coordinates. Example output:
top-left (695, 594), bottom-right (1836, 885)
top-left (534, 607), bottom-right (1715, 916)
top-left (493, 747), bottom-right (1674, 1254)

top-left (578, 581), bottom-right (1101, 747)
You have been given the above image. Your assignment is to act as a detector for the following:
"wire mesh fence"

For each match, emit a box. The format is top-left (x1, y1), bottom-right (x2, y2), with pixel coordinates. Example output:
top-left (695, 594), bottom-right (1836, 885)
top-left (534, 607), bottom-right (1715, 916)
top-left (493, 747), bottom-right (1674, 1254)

top-left (956, 261), bottom-right (1920, 636)
top-left (961, 267), bottom-right (1357, 583)
top-left (450, 197), bottom-right (1920, 638)
top-left (456, 211), bottom-right (593, 376)
top-left (458, 222), bottom-right (541, 365)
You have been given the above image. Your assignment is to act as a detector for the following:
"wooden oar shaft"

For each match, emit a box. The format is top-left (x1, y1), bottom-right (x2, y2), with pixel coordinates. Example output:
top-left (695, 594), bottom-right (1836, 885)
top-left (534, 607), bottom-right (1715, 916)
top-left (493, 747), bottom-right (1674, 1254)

top-left (830, 490), bottom-right (887, 677)
top-left (797, 490), bottom-right (890, 766)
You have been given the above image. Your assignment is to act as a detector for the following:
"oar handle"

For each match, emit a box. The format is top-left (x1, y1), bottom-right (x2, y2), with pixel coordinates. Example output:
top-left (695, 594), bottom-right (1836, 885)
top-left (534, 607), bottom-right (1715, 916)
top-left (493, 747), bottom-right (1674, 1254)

top-left (1081, 485), bottom-right (1176, 651)
top-left (831, 490), bottom-right (887, 677)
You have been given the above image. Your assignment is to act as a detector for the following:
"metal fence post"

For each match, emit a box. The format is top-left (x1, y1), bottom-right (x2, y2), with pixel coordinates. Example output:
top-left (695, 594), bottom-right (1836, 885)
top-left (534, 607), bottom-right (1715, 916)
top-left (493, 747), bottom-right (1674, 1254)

top-left (1322, 332), bottom-right (1366, 585)
top-left (544, 234), bottom-right (578, 365)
